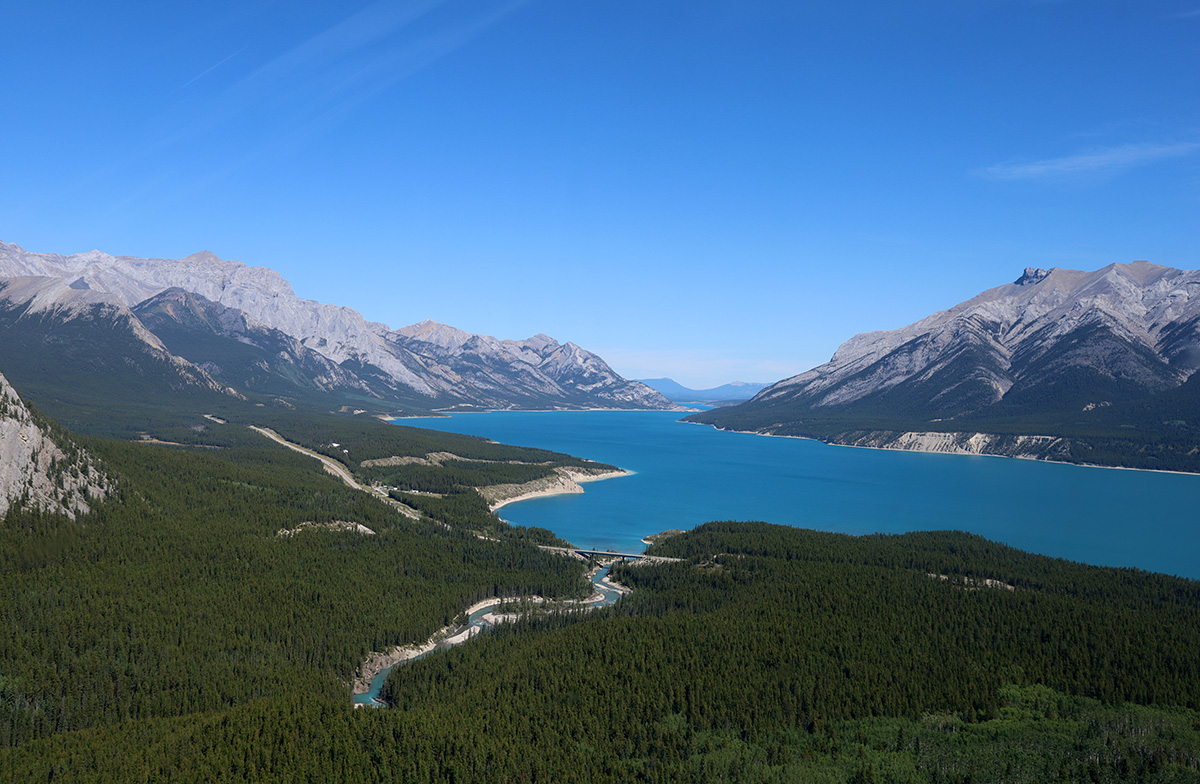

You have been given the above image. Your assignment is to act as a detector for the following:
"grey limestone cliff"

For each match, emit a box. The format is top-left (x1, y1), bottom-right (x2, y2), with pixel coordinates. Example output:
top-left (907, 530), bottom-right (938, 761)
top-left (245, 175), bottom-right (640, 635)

top-left (0, 372), bottom-right (109, 520)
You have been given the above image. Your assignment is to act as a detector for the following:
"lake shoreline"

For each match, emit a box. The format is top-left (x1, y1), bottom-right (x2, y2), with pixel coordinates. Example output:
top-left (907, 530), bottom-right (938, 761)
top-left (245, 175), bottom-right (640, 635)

top-left (683, 420), bottom-right (1200, 477)
top-left (387, 406), bottom-right (693, 422)
top-left (485, 467), bottom-right (634, 512)
top-left (390, 410), bottom-right (1200, 580)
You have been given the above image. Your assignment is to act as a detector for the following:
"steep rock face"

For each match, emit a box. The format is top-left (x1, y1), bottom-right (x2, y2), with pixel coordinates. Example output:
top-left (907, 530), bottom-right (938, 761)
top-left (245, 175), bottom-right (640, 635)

top-left (837, 431), bottom-right (1071, 460)
top-left (746, 261), bottom-right (1200, 420)
top-left (395, 320), bottom-right (671, 409)
top-left (0, 277), bottom-right (229, 401)
top-left (131, 288), bottom-right (415, 403)
top-left (0, 241), bottom-right (675, 411)
top-left (0, 372), bottom-right (109, 520)
top-left (0, 243), bottom-right (437, 395)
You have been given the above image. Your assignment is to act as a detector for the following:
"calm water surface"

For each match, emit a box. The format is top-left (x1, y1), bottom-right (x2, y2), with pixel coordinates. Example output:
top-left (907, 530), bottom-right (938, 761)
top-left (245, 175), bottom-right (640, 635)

top-left (397, 411), bottom-right (1199, 580)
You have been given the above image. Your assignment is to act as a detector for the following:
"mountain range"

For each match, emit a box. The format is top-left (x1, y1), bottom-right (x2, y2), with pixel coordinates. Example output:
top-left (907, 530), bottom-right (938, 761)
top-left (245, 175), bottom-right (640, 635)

top-left (4, 240), bottom-right (1198, 472)
top-left (636, 378), bottom-right (770, 403)
top-left (0, 241), bottom-right (675, 428)
top-left (689, 260), bottom-right (1200, 471)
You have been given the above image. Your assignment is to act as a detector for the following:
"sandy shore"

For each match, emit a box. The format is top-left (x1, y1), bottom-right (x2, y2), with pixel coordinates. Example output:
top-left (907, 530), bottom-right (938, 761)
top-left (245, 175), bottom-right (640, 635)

top-left (488, 467), bottom-right (633, 511)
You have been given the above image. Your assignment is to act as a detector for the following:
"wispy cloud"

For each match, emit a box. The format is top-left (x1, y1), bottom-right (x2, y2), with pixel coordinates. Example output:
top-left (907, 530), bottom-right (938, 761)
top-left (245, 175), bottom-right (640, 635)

top-left (216, 0), bottom-right (530, 162)
top-left (51, 0), bottom-right (531, 234)
top-left (113, 0), bottom-right (527, 196)
top-left (979, 142), bottom-right (1200, 181)
top-left (170, 47), bottom-right (247, 94)
top-left (233, 0), bottom-right (529, 114)
top-left (1169, 8), bottom-right (1200, 18)
top-left (239, 0), bottom-right (449, 91)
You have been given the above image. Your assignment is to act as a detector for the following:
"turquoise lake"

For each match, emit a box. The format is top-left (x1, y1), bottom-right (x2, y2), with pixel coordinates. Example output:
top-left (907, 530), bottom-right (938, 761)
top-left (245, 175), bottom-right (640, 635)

top-left (396, 411), bottom-right (1200, 580)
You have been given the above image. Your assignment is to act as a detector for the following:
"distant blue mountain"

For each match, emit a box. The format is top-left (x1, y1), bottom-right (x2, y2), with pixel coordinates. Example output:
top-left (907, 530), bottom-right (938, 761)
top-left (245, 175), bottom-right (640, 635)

top-left (637, 378), bottom-right (770, 402)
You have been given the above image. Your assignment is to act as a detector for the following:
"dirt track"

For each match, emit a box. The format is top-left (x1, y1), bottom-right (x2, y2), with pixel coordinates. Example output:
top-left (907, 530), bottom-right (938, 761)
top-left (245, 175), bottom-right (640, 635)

top-left (249, 426), bottom-right (420, 519)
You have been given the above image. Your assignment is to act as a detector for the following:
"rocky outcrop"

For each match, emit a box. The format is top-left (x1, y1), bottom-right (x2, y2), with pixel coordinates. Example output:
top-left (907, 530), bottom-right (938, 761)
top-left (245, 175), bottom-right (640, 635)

top-left (478, 471), bottom-right (586, 508)
top-left (360, 451), bottom-right (550, 468)
top-left (831, 430), bottom-right (1070, 460)
top-left (277, 520), bottom-right (375, 537)
top-left (0, 372), bottom-right (109, 520)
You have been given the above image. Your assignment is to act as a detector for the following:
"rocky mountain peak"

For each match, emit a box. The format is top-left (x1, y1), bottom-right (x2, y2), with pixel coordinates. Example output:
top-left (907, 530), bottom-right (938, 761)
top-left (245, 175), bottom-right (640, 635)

top-left (505, 333), bottom-right (560, 360)
top-left (1104, 259), bottom-right (1173, 287)
top-left (397, 319), bottom-right (476, 351)
top-left (182, 250), bottom-right (223, 266)
top-left (133, 287), bottom-right (248, 335)
top-left (1015, 267), bottom-right (1052, 286)
top-left (559, 342), bottom-right (587, 360)
top-left (402, 318), bottom-right (436, 331)
top-left (690, 260), bottom-right (1200, 473)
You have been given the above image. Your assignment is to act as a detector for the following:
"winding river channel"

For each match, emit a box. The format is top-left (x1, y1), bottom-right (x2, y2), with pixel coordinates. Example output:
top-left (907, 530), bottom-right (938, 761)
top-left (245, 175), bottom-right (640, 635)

top-left (353, 562), bottom-right (626, 706)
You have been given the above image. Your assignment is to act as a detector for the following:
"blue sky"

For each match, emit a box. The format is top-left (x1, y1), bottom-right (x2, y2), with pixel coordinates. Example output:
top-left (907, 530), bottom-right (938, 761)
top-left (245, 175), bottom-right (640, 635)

top-left (3, 0), bottom-right (1198, 387)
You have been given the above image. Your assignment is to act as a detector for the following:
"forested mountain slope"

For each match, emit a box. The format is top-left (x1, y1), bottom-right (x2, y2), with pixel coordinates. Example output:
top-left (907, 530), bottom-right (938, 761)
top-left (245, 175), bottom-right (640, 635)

top-left (0, 408), bottom-right (598, 752)
top-left (4, 511), bottom-right (1198, 782)
top-left (0, 240), bottom-right (674, 414)
top-left (691, 261), bottom-right (1200, 472)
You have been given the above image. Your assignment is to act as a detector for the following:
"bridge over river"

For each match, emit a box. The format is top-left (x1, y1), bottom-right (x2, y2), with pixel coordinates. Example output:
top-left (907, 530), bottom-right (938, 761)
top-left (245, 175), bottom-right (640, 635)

top-left (537, 546), bottom-right (682, 565)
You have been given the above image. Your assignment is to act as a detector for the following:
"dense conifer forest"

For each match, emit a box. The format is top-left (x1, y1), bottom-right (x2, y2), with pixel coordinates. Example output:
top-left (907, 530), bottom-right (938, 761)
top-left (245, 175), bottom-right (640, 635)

top-left (2, 409), bottom-right (1199, 782)
top-left (0, 415), bottom-right (592, 753)
top-left (689, 374), bottom-right (1200, 474)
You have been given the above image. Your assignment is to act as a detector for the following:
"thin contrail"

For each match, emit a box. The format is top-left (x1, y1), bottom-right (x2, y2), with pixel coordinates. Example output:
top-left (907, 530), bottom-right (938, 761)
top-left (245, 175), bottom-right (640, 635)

top-left (171, 47), bottom-right (248, 94)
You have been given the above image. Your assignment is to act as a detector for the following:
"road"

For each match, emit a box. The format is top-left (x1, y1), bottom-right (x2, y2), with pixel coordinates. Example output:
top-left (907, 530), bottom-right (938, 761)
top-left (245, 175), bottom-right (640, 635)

top-left (249, 426), bottom-right (420, 519)
top-left (537, 545), bottom-right (682, 564)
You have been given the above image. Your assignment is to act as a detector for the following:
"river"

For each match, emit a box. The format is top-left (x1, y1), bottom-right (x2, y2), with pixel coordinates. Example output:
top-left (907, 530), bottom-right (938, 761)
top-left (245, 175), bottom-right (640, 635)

top-left (353, 562), bottom-right (625, 706)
